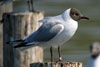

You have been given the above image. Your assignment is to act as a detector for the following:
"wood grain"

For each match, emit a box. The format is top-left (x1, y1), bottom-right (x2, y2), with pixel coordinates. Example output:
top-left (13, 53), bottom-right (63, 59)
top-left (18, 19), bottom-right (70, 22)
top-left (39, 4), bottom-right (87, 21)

top-left (3, 11), bottom-right (44, 67)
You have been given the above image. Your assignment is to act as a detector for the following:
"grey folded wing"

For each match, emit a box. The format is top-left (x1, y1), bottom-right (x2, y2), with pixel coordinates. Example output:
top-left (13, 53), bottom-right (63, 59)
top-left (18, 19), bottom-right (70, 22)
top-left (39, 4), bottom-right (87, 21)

top-left (24, 22), bottom-right (64, 44)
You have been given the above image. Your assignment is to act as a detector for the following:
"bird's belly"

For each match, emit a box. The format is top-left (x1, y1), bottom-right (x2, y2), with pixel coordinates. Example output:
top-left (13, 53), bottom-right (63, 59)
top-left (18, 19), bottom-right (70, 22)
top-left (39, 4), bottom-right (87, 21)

top-left (53, 30), bottom-right (75, 45)
top-left (40, 29), bottom-right (76, 48)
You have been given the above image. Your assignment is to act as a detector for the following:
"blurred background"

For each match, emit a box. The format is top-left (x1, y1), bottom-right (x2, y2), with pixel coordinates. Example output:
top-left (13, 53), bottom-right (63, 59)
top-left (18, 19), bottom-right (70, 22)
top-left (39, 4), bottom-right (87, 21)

top-left (0, 0), bottom-right (100, 67)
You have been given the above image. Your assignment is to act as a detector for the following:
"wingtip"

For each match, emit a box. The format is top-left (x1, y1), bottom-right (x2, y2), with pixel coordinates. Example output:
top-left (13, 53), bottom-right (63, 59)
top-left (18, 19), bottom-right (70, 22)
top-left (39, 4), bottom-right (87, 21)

top-left (14, 46), bottom-right (19, 48)
top-left (6, 41), bottom-right (10, 44)
top-left (14, 42), bottom-right (27, 48)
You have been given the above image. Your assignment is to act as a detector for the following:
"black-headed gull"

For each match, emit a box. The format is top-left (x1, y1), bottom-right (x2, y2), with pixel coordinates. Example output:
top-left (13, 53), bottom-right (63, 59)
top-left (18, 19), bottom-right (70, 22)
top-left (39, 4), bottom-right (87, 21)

top-left (87, 42), bottom-right (100, 67)
top-left (7, 8), bottom-right (89, 61)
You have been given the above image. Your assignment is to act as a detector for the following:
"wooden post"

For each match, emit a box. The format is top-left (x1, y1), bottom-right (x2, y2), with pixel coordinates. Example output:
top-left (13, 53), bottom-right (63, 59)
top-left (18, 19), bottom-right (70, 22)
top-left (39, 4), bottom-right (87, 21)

top-left (30, 62), bottom-right (82, 67)
top-left (3, 11), bottom-right (44, 67)
top-left (0, 1), bottom-right (13, 67)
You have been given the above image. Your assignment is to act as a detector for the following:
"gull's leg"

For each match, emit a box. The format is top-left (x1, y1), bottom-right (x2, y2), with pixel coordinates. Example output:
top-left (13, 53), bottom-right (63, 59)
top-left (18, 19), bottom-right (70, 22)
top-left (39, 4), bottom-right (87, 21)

top-left (50, 46), bottom-right (53, 62)
top-left (27, 0), bottom-right (30, 11)
top-left (27, 0), bottom-right (31, 11)
top-left (50, 46), bottom-right (53, 67)
top-left (58, 46), bottom-right (62, 61)
top-left (30, 0), bottom-right (34, 11)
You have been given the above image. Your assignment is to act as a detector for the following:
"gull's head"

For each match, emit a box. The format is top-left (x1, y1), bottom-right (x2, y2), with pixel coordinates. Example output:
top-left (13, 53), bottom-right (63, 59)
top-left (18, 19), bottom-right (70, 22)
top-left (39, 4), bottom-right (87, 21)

top-left (90, 42), bottom-right (100, 59)
top-left (63, 8), bottom-right (89, 21)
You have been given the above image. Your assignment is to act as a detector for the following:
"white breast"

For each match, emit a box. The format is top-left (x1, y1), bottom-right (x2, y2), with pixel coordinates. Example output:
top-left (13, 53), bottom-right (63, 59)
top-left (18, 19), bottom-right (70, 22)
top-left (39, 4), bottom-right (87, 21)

top-left (94, 55), bottom-right (100, 67)
top-left (64, 19), bottom-right (78, 36)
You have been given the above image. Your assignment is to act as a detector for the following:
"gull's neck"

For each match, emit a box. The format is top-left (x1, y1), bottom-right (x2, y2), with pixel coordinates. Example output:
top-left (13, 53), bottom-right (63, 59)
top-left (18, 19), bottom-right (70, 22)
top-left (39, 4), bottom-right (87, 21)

top-left (62, 8), bottom-right (76, 22)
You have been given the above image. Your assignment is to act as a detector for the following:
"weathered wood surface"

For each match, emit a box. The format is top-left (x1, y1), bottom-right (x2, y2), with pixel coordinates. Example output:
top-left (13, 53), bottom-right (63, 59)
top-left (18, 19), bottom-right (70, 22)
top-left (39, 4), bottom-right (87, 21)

top-left (3, 11), bottom-right (44, 67)
top-left (30, 62), bottom-right (82, 67)
top-left (0, 1), bottom-right (13, 67)
top-left (0, 1), bottom-right (13, 21)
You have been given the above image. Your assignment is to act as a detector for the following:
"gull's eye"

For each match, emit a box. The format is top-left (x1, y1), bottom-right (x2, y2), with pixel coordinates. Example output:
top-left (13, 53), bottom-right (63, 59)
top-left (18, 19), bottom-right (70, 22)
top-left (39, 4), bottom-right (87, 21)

top-left (73, 13), bottom-right (79, 16)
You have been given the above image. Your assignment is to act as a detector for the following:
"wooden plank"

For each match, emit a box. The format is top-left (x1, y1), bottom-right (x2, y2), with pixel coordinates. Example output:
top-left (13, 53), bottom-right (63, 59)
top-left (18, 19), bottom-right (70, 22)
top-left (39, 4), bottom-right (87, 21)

top-left (3, 11), bottom-right (44, 67)
top-left (30, 62), bottom-right (82, 67)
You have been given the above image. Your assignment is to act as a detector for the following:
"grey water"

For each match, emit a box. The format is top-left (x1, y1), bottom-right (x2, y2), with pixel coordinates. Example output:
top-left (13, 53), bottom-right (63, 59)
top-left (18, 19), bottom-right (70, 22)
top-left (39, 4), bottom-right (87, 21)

top-left (13, 0), bottom-right (100, 67)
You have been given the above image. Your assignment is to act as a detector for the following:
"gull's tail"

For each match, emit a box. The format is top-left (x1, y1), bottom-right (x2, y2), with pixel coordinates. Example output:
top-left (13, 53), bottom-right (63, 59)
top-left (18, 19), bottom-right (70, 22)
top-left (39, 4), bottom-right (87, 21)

top-left (6, 40), bottom-right (23, 44)
top-left (6, 40), bottom-right (29, 48)
top-left (6, 40), bottom-right (38, 49)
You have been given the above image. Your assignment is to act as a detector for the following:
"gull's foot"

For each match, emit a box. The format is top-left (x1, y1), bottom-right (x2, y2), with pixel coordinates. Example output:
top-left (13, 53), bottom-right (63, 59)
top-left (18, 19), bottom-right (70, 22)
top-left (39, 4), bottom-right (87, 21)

top-left (56, 57), bottom-right (63, 62)
top-left (55, 58), bottom-right (63, 63)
